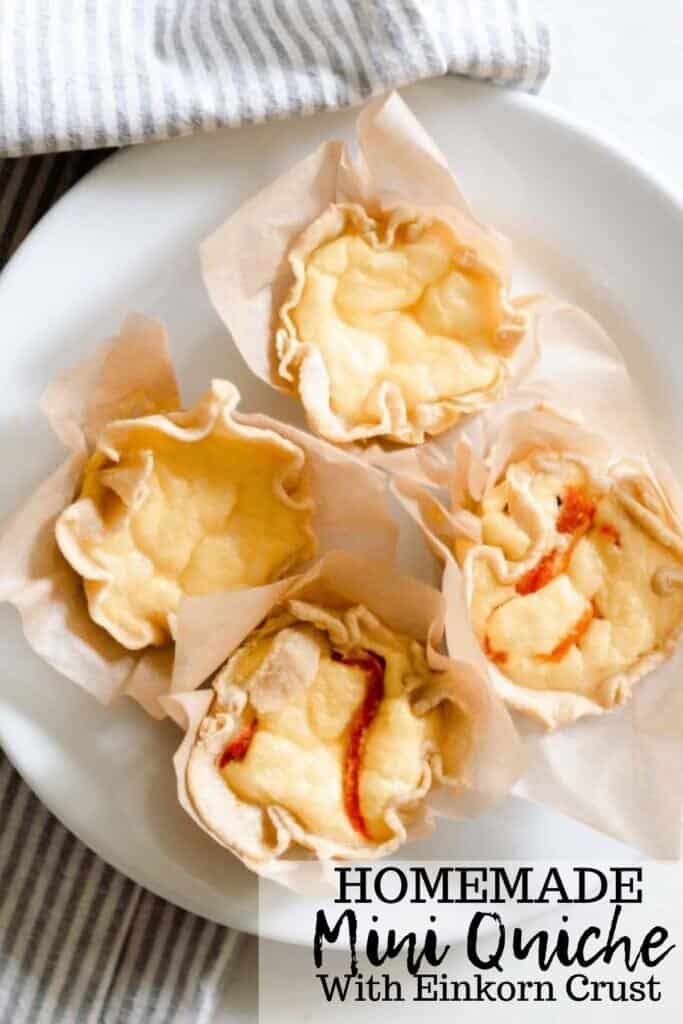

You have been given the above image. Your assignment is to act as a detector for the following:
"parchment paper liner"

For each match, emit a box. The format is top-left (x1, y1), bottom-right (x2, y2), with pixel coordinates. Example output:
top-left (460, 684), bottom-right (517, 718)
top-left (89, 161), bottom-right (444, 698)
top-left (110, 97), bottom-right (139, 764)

top-left (0, 316), bottom-right (397, 719)
top-left (394, 301), bottom-right (683, 856)
top-left (162, 550), bottom-right (525, 883)
top-left (201, 90), bottom-right (534, 451)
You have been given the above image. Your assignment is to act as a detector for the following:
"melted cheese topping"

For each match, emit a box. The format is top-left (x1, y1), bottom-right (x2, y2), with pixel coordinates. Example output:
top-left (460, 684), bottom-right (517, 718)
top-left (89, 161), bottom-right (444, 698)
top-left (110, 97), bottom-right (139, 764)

top-left (461, 456), bottom-right (683, 700)
top-left (219, 625), bottom-right (440, 848)
top-left (66, 427), bottom-right (313, 649)
top-left (284, 213), bottom-right (516, 441)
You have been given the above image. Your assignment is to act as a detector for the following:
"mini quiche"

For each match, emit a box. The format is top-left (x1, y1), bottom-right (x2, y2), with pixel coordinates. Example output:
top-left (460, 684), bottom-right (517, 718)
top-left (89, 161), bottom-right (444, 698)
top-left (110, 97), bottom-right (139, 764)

top-left (455, 451), bottom-right (683, 728)
top-left (186, 601), bottom-right (473, 863)
top-left (276, 204), bottom-right (528, 446)
top-left (56, 381), bottom-right (315, 650)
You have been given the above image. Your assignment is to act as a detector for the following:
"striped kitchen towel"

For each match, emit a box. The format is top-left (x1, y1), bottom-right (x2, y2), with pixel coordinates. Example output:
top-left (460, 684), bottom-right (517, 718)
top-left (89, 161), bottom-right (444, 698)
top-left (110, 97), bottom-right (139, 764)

top-left (0, 0), bottom-right (550, 266)
top-left (0, 754), bottom-right (245, 1023)
top-left (0, 0), bottom-right (550, 157)
top-left (0, 0), bottom-right (551, 268)
top-left (0, 2), bottom-right (550, 1022)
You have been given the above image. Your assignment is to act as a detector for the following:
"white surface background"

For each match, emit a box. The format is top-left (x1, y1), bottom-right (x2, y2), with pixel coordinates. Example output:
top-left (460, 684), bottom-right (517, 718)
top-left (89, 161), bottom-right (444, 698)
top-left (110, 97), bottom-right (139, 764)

top-left (221, 3), bottom-right (683, 1020)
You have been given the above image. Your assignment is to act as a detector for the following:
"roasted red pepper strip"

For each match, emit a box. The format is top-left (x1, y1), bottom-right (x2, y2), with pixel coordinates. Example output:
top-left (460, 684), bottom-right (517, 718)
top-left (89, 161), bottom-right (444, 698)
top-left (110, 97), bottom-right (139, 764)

top-left (557, 485), bottom-right (596, 534)
top-left (332, 649), bottom-right (385, 840)
top-left (484, 487), bottom-right (599, 666)
top-left (598, 522), bottom-right (621, 546)
top-left (515, 486), bottom-right (596, 596)
top-left (218, 718), bottom-right (257, 769)
top-left (483, 633), bottom-right (508, 665)
top-left (515, 546), bottom-right (565, 596)
top-left (536, 604), bottom-right (594, 663)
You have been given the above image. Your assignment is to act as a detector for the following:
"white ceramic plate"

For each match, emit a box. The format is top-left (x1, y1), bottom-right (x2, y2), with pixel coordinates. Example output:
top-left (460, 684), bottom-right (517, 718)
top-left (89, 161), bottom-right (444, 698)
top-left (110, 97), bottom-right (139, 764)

top-left (0, 78), bottom-right (678, 944)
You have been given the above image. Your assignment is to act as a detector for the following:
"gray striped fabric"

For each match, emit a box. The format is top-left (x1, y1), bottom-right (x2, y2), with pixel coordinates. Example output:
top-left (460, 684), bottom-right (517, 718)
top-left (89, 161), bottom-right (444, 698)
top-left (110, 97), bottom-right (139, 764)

top-left (0, 151), bottom-right (110, 267)
top-left (0, 0), bottom-right (550, 157)
top-left (0, 755), bottom-right (242, 1023)
top-left (0, 3), bottom-right (550, 1021)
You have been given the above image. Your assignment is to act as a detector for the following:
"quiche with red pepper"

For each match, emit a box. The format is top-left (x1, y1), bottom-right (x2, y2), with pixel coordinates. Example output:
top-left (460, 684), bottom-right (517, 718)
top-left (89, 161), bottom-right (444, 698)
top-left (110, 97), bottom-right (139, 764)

top-left (186, 600), bottom-right (473, 861)
top-left (455, 452), bottom-right (683, 728)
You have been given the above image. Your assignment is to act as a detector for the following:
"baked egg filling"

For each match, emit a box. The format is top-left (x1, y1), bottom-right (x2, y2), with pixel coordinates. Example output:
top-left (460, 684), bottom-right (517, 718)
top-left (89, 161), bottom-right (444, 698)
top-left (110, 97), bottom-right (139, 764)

top-left (457, 455), bottom-right (683, 702)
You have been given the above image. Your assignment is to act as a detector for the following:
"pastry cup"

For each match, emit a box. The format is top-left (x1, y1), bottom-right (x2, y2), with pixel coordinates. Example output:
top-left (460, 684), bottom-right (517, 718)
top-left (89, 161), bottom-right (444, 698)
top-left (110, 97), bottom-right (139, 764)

top-left (55, 379), bottom-right (317, 651)
top-left (163, 551), bottom-right (524, 879)
top-left (394, 302), bottom-right (683, 856)
top-left (405, 405), bottom-right (683, 730)
top-left (0, 316), bottom-right (397, 718)
top-left (201, 91), bottom-right (533, 450)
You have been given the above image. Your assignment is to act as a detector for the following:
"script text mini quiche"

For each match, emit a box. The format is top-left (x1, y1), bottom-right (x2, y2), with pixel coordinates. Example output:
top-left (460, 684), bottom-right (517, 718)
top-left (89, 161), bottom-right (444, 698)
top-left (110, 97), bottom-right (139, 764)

top-left (277, 204), bottom-right (527, 446)
top-left (56, 382), bottom-right (315, 650)
top-left (455, 452), bottom-right (683, 726)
